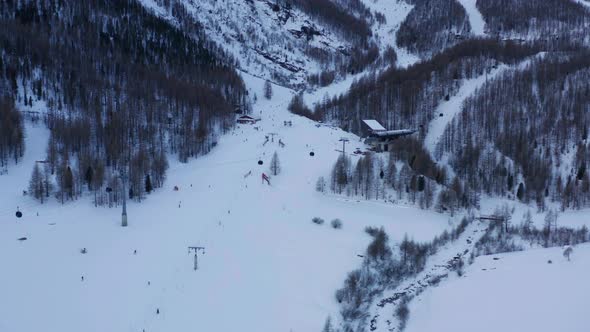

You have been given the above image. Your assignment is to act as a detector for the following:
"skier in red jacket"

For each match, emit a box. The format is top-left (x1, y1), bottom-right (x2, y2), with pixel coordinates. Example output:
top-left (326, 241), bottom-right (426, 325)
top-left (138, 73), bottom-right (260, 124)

top-left (262, 173), bottom-right (270, 185)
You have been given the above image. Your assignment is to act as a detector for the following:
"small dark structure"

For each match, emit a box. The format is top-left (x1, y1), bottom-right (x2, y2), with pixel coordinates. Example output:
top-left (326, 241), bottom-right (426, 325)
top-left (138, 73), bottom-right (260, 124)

top-left (362, 119), bottom-right (416, 152)
top-left (236, 115), bottom-right (260, 125)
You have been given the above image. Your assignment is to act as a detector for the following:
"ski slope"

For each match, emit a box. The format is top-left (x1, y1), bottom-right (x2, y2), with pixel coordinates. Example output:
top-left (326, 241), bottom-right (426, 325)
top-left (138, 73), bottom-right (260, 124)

top-left (0, 75), bottom-right (457, 332)
top-left (424, 65), bottom-right (507, 156)
top-left (406, 244), bottom-right (590, 332)
top-left (456, 0), bottom-right (487, 35)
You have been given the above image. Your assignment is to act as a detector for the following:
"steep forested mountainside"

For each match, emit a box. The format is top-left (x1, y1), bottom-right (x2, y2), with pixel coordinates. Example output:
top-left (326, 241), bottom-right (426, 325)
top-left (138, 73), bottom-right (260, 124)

top-left (477, 0), bottom-right (590, 45)
top-left (0, 0), bottom-right (247, 204)
top-left (307, 0), bottom-right (590, 212)
top-left (397, 0), bottom-right (472, 57)
top-left (139, 0), bottom-right (379, 88)
top-left (438, 52), bottom-right (590, 209)
top-left (2, 0), bottom-right (590, 211)
top-left (316, 40), bottom-right (538, 136)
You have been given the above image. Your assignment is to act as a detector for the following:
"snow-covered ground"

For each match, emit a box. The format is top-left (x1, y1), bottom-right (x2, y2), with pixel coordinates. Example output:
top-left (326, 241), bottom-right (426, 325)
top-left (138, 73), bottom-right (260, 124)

top-left (406, 243), bottom-right (590, 332)
top-left (0, 75), bottom-right (457, 332)
top-left (456, 0), bottom-right (487, 36)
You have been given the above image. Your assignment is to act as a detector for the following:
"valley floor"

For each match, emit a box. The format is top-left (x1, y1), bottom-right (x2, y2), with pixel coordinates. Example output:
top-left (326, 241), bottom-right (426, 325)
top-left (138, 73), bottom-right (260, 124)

top-left (1, 72), bottom-right (589, 332)
top-left (0, 75), bottom-right (455, 332)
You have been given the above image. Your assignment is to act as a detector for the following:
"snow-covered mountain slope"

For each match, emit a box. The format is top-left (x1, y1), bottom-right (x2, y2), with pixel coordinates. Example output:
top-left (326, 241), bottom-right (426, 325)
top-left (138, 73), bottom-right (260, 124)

top-left (138, 0), bottom-right (364, 87)
top-left (405, 243), bottom-right (590, 332)
top-left (0, 75), bottom-right (457, 332)
top-left (360, 0), bottom-right (420, 67)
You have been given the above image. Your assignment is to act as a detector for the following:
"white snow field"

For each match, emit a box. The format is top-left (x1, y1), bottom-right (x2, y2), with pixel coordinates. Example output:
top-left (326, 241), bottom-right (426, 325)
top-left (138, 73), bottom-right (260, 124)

top-left (0, 75), bottom-right (456, 332)
top-left (406, 243), bottom-right (590, 332)
top-left (456, 0), bottom-right (487, 36)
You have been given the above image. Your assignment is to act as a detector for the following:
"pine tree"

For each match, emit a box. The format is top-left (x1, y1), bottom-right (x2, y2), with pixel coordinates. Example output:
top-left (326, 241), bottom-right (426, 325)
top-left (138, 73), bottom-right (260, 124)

top-left (270, 151), bottom-right (281, 176)
top-left (85, 166), bottom-right (93, 190)
top-left (522, 210), bottom-right (533, 234)
top-left (29, 163), bottom-right (44, 203)
top-left (264, 80), bottom-right (273, 100)
top-left (145, 174), bottom-right (153, 193)
top-left (316, 176), bottom-right (326, 192)
top-left (64, 166), bottom-right (74, 199)
top-left (516, 182), bottom-right (525, 201)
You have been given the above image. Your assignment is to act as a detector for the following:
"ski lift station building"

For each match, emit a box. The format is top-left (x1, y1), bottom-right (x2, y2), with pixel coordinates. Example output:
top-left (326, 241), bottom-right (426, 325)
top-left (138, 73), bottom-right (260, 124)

top-left (362, 119), bottom-right (416, 152)
top-left (236, 115), bottom-right (260, 124)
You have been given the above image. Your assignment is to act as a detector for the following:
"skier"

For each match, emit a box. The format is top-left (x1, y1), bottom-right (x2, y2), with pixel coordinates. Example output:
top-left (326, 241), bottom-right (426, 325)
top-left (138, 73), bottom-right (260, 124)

top-left (262, 173), bottom-right (271, 185)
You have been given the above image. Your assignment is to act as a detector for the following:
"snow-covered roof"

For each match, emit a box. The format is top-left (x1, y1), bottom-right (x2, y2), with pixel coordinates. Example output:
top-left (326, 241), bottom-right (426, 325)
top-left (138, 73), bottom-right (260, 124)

top-left (372, 129), bottom-right (417, 137)
top-left (362, 119), bottom-right (386, 131)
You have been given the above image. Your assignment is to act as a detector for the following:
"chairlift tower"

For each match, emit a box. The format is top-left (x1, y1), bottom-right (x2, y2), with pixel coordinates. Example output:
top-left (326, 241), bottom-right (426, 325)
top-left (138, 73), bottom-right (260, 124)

top-left (188, 246), bottom-right (206, 270)
top-left (339, 138), bottom-right (349, 157)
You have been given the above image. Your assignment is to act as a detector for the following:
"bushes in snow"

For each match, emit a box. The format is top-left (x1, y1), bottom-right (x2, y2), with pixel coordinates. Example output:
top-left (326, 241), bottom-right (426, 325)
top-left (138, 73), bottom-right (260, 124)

top-left (316, 176), bottom-right (326, 193)
top-left (331, 219), bottom-right (343, 229)
top-left (472, 207), bottom-right (590, 257)
top-left (312, 217), bottom-right (343, 229)
top-left (335, 218), bottom-right (472, 329)
top-left (395, 296), bottom-right (411, 331)
top-left (312, 217), bottom-right (325, 225)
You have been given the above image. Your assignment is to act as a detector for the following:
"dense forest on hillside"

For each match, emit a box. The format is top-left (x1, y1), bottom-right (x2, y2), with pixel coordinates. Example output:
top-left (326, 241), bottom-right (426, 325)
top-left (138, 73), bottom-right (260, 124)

top-left (0, 0), bottom-right (248, 204)
top-left (281, 0), bottom-right (373, 45)
top-left (438, 52), bottom-right (590, 210)
top-left (0, 96), bottom-right (25, 171)
top-left (316, 39), bottom-right (538, 136)
top-left (305, 0), bottom-right (590, 213)
top-left (397, 0), bottom-right (472, 56)
top-left (477, 0), bottom-right (590, 46)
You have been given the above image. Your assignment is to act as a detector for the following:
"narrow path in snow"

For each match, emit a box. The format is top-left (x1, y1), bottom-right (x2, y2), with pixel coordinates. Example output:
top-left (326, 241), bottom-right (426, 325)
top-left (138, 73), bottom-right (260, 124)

top-left (456, 0), bottom-right (487, 36)
top-left (424, 65), bottom-right (507, 157)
